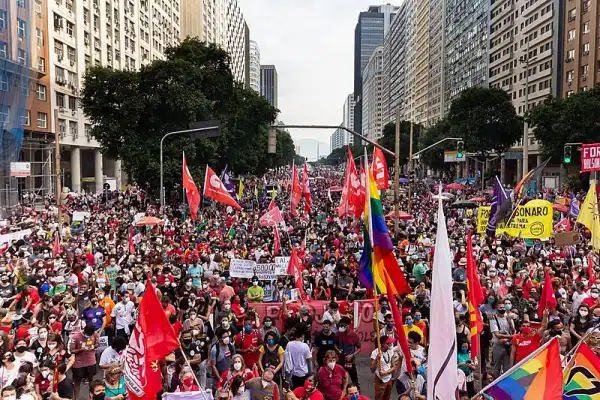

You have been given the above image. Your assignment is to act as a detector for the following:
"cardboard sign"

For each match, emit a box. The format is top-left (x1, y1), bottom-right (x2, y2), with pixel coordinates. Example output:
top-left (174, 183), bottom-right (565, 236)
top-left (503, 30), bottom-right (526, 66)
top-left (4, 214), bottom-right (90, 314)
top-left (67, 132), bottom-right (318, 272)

top-left (554, 231), bottom-right (580, 247)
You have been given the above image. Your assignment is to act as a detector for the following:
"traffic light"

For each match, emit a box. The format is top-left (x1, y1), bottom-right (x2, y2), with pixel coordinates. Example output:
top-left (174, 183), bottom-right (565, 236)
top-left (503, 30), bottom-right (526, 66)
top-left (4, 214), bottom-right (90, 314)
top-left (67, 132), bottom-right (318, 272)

top-left (409, 170), bottom-right (416, 185)
top-left (563, 145), bottom-right (572, 164)
top-left (456, 141), bottom-right (465, 159)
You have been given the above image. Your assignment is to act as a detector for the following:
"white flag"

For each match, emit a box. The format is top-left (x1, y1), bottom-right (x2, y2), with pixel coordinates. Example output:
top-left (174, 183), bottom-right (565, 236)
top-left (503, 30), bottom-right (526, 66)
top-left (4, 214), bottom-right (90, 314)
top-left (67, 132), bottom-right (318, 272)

top-left (427, 185), bottom-right (458, 400)
top-left (163, 391), bottom-right (213, 400)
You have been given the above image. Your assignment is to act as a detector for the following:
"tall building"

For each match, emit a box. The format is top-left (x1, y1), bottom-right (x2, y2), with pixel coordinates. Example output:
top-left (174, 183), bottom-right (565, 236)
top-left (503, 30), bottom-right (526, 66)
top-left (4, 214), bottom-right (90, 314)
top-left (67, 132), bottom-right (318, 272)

top-left (179, 0), bottom-right (247, 84)
top-left (383, 0), bottom-right (413, 123)
top-left (0, 0), bottom-right (54, 207)
top-left (343, 93), bottom-right (355, 145)
top-left (362, 46), bottom-right (385, 142)
top-left (243, 22), bottom-right (250, 89)
top-left (260, 65), bottom-right (278, 108)
top-left (48, 0), bottom-right (180, 193)
top-left (561, 0), bottom-right (596, 97)
top-left (488, 0), bottom-right (559, 179)
top-left (353, 4), bottom-right (398, 134)
top-left (330, 125), bottom-right (346, 152)
top-left (248, 40), bottom-right (260, 92)
top-left (427, 0), bottom-right (444, 122)
top-left (444, 0), bottom-right (489, 112)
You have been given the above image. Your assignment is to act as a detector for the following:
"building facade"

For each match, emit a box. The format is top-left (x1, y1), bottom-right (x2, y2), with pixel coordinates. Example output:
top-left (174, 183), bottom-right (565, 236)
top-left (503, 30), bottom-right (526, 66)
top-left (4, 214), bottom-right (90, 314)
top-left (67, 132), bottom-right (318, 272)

top-left (343, 93), bottom-right (355, 144)
top-left (248, 39), bottom-right (260, 92)
top-left (426, 0), bottom-right (444, 123)
top-left (353, 4), bottom-right (398, 134)
top-left (330, 125), bottom-right (346, 152)
top-left (260, 64), bottom-right (277, 108)
top-left (561, 0), bottom-right (595, 97)
top-left (362, 46), bottom-right (385, 142)
top-left (444, 0), bottom-right (489, 113)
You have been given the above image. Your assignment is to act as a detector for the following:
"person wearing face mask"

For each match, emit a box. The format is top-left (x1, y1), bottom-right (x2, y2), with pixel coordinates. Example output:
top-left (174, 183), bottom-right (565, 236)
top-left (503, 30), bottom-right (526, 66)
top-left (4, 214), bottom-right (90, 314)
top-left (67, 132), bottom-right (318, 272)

top-left (82, 296), bottom-right (107, 334)
top-left (479, 294), bottom-right (498, 318)
top-left (99, 336), bottom-right (126, 375)
top-left (582, 287), bottom-right (600, 309)
top-left (210, 328), bottom-right (236, 391)
top-left (510, 310), bottom-right (548, 366)
top-left (69, 323), bottom-right (98, 400)
top-left (228, 375), bottom-right (249, 400)
top-left (246, 277), bottom-right (264, 303)
top-left (312, 320), bottom-right (336, 370)
top-left (258, 332), bottom-right (284, 378)
top-left (31, 327), bottom-right (49, 362)
top-left (317, 350), bottom-right (348, 400)
top-left (0, 275), bottom-right (15, 303)
top-left (370, 336), bottom-right (398, 400)
top-left (244, 368), bottom-right (279, 400)
top-left (0, 352), bottom-right (19, 389)
top-left (489, 303), bottom-right (515, 378)
top-left (110, 293), bottom-right (135, 339)
top-left (175, 369), bottom-right (199, 393)
top-left (457, 342), bottom-right (476, 397)
top-left (103, 366), bottom-right (126, 400)
top-left (334, 317), bottom-right (361, 387)
top-left (234, 316), bottom-right (262, 369)
top-left (542, 319), bottom-right (572, 355)
top-left (216, 354), bottom-right (254, 390)
top-left (259, 317), bottom-right (279, 340)
top-left (403, 314), bottom-right (424, 338)
top-left (342, 383), bottom-right (369, 400)
top-left (85, 379), bottom-right (104, 400)
top-left (322, 302), bottom-right (341, 332)
top-left (570, 304), bottom-right (592, 343)
top-left (173, 330), bottom-right (202, 386)
top-left (13, 338), bottom-right (36, 367)
top-left (35, 360), bottom-right (54, 400)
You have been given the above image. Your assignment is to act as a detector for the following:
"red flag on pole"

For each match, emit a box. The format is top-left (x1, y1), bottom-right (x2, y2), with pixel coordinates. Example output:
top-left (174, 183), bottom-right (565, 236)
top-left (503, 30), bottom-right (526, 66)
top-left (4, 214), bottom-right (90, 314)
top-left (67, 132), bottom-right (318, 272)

top-left (128, 226), bottom-right (136, 255)
top-left (259, 206), bottom-right (284, 227)
top-left (290, 164), bottom-right (302, 216)
top-left (286, 248), bottom-right (305, 298)
top-left (302, 162), bottom-right (312, 214)
top-left (467, 231), bottom-right (484, 358)
top-left (337, 146), bottom-right (362, 217)
top-left (273, 226), bottom-right (281, 256)
top-left (588, 253), bottom-right (596, 285)
top-left (384, 270), bottom-right (413, 375)
top-left (52, 232), bottom-right (61, 258)
top-left (124, 281), bottom-right (180, 400)
top-left (182, 152), bottom-right (201, 220)
top-left (538, 269), bottom-right (557, 317)
top-left (268, 199), bottom-right (276, 210)
top-left (203, 166), bottom-right (242, 210)
top-left (372, 146), bottom-right (389, 190)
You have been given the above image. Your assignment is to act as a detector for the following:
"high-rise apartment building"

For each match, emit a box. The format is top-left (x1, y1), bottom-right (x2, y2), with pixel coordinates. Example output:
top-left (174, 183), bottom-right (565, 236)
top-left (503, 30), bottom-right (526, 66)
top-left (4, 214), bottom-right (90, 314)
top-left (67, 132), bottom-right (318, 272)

top-left (343, 93), bottom-right (355, 145)
top-left (444, 0), bottom-right (489, 112)
top-left (562, 0), bottom-right (596, 97)
top-left (248, 40), bottom-right (260, 92)
top-left (412, 0), bottom-right (429, 124)
top-left (353, 4), bottom-right (398, 134)
top-left (426, 0), bottom-right (444, 123)
top-left (179, 0), bottom-right (247, 84)
top-left (362, 46), bottom-right (385, 142)
top-left (0, 0), bottom-right (54, 207)
top-left (48, 0), bottom-right (180, 192)
top-left (260, 64), bottom-right (278, 108)
top-left (330, 125), bottom-right (346, 152)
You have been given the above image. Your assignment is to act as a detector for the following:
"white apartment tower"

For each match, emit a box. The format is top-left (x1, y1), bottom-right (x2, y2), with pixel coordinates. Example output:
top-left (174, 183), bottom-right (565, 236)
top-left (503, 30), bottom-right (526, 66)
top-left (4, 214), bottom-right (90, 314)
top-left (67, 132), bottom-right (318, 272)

top-left (362, 46), bottom-right (385, 142)
top-left (49, 0), bottom-right (180, 192)
top-left (249, 39), bottom-right (260, 92)
top-left (343, 93), bottom-right (355, 145)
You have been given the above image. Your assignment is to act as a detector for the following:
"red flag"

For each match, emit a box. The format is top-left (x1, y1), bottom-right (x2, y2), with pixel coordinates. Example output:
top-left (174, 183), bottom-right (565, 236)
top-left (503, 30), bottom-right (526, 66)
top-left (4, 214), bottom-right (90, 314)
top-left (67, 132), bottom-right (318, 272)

top-left (273, 226), bottom-right (281, 256)
top-left (337, 146), bottom-right (363, 217)
top-left (203, 166), bottom-right (242, 210)
top-left (372, 147), bottom-right (389, 190)
top-left (356, 164), bottom-right (366, 217)
top-left (182, 152), bottom-right (201, 220)
top-left (302, 162), bottom-right (312, 214)
top-left (588, 253), bottom-right (596, 285)
top-left (259, 206), bottom-right (284, 227)
top-left (124, 281), bottom-right (180, 400)
top-left (524, 338), bottom-right (562, 400)
top-left (52, 232), bottom-right (61, 258)
top-left (128, 226), bottom-right (136, 255)
top-left (553, 217), bottom-right (571, 232)
top-left (467, 232), bottom-right (484, 358)
top-left (384, 270), bottom-right (412, 375)
top-left (0, 243), bottom-right (7, 255)
top-left (286, 248), bottom-right (305, 298)
top-left (290, 164), bottom-right (302, 216)
top-left (268, 199), bottom-right (276, 210)
top-left (538, 269), bottom-right (557, 317)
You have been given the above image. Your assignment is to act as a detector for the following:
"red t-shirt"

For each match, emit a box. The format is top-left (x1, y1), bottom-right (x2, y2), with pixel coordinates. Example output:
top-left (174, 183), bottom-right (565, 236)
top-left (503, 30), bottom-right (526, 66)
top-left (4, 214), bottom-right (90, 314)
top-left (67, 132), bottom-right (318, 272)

top-left (292, 388), bottom-right (325, 400)
top-left (14, 287), bottom-right (40, 311)
top-left (511, 332), bottom-right (542, 363)
top-left (235, 329), bottom-right (261, 368)
top-left (34, 374), bottom-right (52, 394)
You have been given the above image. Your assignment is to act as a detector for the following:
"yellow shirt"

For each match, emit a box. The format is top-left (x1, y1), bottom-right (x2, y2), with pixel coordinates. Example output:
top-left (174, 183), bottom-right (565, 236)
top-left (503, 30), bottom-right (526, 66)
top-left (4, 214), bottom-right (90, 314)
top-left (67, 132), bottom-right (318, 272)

top-left (403, 324), bottom-right (424, 338)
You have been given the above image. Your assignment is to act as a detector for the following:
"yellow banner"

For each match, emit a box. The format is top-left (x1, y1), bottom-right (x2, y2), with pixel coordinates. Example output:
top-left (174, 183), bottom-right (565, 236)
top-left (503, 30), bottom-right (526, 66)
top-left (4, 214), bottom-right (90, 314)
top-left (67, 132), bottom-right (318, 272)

top-left (476, 199), bottom-right (553, 238)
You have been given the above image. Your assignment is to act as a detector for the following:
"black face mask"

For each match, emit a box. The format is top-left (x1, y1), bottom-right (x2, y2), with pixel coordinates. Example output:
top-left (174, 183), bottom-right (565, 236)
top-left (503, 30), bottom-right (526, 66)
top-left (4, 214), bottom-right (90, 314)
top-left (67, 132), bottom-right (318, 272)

top-left (498, 309), bottom-right (506, 315)
top-left (16, 346), bottom-right (27, 353)
top-left (182, 338), bottom-right (192, 346)
top-left (93, 392), bottom-right (106, 400)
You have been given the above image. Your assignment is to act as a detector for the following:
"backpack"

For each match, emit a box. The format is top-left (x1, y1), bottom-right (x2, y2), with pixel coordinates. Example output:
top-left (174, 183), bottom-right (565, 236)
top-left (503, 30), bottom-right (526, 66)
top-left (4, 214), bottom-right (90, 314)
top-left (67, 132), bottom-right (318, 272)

top-left (213, 342), bottom-right (235, 361)
top-left (262, 344), bottom-right (281, 370)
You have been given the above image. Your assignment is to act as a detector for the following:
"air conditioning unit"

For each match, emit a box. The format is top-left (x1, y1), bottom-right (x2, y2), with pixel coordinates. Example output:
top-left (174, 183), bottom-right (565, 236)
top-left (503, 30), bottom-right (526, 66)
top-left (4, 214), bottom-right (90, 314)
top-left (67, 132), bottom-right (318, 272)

top-left (59, 107), bottom-right (66, 113)
top-left (71, 110), bottom-right (76, 116)
top-left (568, 81), bottom-right (572, 86)
top-left (70, 60), bottom-right (75, 66)
top-left (583, 75), bottom-right (588, 81)
top-left (58, 54), bottom-right (63, 61)
top-left (583, 51), bottom-right (590, 56)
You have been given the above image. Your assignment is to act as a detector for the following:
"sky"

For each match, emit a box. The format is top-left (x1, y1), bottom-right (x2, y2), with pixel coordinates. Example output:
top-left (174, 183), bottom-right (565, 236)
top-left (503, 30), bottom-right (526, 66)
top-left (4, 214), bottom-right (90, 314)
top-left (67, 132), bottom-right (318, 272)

top-left (238, 0), bottom-right (382, 155)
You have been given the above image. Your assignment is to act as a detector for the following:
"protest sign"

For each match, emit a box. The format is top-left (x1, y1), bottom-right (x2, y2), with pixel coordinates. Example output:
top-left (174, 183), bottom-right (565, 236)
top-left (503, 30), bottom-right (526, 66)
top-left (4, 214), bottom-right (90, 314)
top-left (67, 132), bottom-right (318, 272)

top-left (0, 229), bottom-right (32, 245)
top-left (476, 199), bottom-right (553, 238)
top-left (229, 259), bottom-right (256, 279)
top-left (229, 259), bottom-right (288, 280)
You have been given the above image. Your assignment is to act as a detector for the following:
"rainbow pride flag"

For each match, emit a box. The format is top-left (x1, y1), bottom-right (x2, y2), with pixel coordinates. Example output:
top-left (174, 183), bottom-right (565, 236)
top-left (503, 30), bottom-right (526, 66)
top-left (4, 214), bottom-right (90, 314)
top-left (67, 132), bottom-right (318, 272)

top-left (358, 153), bottom-right (409, 295)
top-left (563, 342), bottom-right (600, 400)
top-left (482, 338), bottom-right (562, 400)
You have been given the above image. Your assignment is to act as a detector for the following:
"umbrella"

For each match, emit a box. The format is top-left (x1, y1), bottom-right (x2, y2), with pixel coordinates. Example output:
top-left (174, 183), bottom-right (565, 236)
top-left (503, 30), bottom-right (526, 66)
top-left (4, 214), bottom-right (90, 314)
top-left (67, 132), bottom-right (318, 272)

top-left (445, 183), bottom-right (464, 190)
top-left (553, 203), bottom-right (569, 213)
top-left (135, 216), bottom-right (165, 227)
top-left (385, 210), bottom-right (413, 220)
top-left (441, 192), bottom-right (455, 198)
top-left (399, 177), bottom-right (409, 184)
top-left (432, 195), bottom-right (451, 201)
top-left (329, 186), bottom-right (343, 192)
top-left (470, 197), bottom-right (487, 203)
top-left (450, 200), bottom-right (479, 209)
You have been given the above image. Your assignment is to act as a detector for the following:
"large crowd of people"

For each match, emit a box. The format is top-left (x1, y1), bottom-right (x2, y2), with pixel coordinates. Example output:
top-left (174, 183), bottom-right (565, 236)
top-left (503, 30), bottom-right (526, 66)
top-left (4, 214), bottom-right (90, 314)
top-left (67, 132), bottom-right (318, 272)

top-left (0, 163), bottom-right (597, 400)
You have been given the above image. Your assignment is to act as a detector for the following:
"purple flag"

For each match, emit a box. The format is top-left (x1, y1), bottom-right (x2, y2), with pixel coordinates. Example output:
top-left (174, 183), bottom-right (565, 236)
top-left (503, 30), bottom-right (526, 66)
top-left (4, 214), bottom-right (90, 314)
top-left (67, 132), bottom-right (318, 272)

top-left (486, 176), bottom-right (507, 237)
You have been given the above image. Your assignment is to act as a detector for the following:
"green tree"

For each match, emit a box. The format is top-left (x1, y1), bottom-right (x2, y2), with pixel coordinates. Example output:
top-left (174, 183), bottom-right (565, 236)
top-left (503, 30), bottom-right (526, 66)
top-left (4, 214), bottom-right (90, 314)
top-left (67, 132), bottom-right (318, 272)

top-left (418, 119), bottom-right (455, 173)
top-left (529, 87), bottom-right (600, 163)
top-left (379, 121), bottom-right (423, 166)
top-left (447, 87), bottom-right (522, 155)
top-left (80, 38), bottom-right (293, 197)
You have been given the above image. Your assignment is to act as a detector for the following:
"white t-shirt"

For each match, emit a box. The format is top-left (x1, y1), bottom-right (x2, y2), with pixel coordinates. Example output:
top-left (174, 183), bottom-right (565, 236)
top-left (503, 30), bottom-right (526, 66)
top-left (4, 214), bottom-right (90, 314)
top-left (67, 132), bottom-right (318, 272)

top-left (111, 301), bottom-right (135, 330)
top-left (370, 348), bottom-right (395, 383)
top-left (572, 291), bottom-right (589, 314)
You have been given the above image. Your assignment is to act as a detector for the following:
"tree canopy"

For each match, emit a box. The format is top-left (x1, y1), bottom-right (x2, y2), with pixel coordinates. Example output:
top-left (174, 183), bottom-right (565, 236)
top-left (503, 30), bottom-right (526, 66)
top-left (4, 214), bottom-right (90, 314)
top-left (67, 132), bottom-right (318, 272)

top-left (80, 38), bottom-right (296, 196)
top-left (528, 87), bottom-right (600, 164)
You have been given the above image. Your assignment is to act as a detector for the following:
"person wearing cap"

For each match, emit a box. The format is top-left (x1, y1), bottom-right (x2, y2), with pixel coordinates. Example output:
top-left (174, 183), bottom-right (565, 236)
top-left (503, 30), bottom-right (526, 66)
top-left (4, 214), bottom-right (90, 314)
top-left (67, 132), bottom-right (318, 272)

top-left (369, 336), bottom-right (398, 400)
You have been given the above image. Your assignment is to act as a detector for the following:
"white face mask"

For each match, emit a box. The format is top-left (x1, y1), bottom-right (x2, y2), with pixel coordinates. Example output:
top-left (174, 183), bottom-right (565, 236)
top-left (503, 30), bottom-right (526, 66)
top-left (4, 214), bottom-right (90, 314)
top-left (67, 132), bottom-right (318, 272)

top-left (233, 362), bottom-right (242, 371)
top-left (98, 294), bottom-right (105, 300)
top-left (47, 344), bottom-right (57, 350)
top-left (327, 361), bottom-right (336, 370)
top-left (261, 379), bottom-right (269, 388)
top-left (237, 386), bottom-right (245, 394)
top-left (580, 309), bottom-right (589, 317)
top-left (592, 293), bottom-right (599, 299)
top-left (41, 370), bottom-right (51, 379)
top-left (224, 304), bottom-right (231, 310)
top-left (338, 327), bottom-right (347, 333)
top-left (505, 281), bottom-right (513, 287)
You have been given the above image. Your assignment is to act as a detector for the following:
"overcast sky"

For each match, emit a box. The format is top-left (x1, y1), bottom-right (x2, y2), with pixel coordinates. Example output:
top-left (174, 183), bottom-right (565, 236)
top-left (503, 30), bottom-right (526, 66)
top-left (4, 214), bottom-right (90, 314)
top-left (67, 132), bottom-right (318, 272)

top-left (239, 0), bottom-right (380, 148)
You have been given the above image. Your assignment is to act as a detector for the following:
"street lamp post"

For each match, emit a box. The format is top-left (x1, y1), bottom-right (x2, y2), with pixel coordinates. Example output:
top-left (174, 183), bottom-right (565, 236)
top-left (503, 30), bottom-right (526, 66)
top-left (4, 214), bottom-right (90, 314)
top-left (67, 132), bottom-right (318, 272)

top-left (159, 121), bottom-right (220, 209)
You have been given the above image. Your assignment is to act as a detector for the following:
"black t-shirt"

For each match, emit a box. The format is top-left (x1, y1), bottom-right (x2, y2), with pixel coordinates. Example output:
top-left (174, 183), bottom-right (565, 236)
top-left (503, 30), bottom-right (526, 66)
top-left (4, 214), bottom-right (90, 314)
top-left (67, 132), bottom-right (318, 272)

top-left (57, 376), bottom-right (74, 399)
top-left (313, 331), bottom-right (336, 366)
top-left (0, 283), bottom-right (15, 299)
top-left (174, 343), bottom-right (202, 371)
top-left (31, 340), bottom-right (47, 361)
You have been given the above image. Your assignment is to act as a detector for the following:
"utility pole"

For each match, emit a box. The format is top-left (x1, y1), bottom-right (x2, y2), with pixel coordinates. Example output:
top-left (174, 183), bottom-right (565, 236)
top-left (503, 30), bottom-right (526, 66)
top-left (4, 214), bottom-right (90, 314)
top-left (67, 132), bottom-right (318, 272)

top-left (394, 110), bottom-right (401, 235)
top-left (408, 122), bottom-right (414, 213)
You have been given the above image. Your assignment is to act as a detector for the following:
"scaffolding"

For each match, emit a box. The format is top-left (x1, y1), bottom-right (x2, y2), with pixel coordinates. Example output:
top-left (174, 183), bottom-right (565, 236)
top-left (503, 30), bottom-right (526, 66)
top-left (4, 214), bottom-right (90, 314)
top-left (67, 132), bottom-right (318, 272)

top-left (0, 134), bottom-right (56, 210)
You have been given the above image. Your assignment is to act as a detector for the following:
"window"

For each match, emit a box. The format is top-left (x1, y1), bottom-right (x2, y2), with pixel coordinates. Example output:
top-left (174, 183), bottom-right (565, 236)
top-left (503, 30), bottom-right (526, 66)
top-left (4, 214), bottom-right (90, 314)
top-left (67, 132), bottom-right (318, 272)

top-left (0, 9), bottom-right (6, 31)
top-left (568, 8), bottom-right (576, 21)
top-left (567, 49), bottom-right (575, 60)
top-left (68, 95), bottom-right (77, 110)
top-left (35, 84), bottom-right (46, 100)
top-left (18, 79), bottom-right (28, 97)
top-left (567, 70), bottom-right (574, 81)
top-left (17, 19), bottom-right (26, 39)
top-left (37, 112), bottom-right (47, 128)
top-left (568, 29), bottom-right (576, 41)
top-left (69, 121), bottom-right (77, 138)
top-left (37, 56), bottom-right (45, 72)
top-left (0, 106), bottom-right (8, 124)
top-left (0, 72), bottom-right (7, 91)
top-left (34, 0), bottom-right (42, 15)
top-left (67, 46), bottom-right (75, 61)
top-left (583, 22), bottom-right (590, 34)
top-left (23, 110), bottom-right (30, 126)
top-left (0, 41), bottom-right (6, 58)
top-left (582, 64), bottom-right (589, 76)
top-left (36, 28), bottom-right (43, 47)
top-left (17, 49), bottom-right (26, 64)
top-left (17, 0), bottom-right (25, 7)
top-left (56, 92), bottom-right (65, 108)
top-left (583, 43), bottom-right (590, 54)
top-left (66, 21), bottom-right (74, 37)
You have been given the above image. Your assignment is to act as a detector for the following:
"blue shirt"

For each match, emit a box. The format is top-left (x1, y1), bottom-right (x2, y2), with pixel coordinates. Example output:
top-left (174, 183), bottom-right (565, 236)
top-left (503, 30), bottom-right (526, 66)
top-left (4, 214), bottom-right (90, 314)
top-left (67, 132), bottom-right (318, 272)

top-left (83, 307), bottom-right (106, 330)
top-left (187, 265), bottom-right (202, 287)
